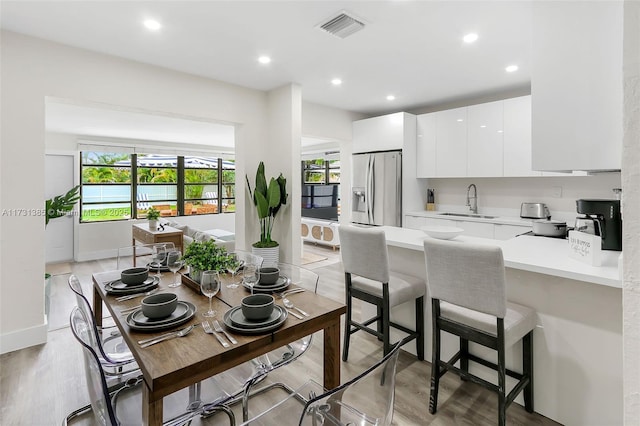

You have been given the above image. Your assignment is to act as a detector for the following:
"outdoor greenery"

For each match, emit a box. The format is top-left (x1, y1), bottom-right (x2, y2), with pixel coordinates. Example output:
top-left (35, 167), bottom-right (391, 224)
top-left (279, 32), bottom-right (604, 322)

top-left (303, 159), bottom-right (340, 184)
top-left (45, 185), bottom-right (80, 226)
top-left (183, 240), bottom-right (233, 273)
top-left (246, 162), bottom-right (288, 248)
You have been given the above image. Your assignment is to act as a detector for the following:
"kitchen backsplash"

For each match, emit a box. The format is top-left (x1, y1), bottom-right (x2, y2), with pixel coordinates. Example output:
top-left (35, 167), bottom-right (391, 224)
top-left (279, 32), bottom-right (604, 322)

top-left (417, 173), bottom-right (622, 222)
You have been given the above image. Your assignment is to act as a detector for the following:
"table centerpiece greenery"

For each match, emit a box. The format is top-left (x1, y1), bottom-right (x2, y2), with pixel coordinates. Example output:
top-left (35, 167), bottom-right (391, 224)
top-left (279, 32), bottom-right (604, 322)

top-left (183, 240), bottom-right (233, 282)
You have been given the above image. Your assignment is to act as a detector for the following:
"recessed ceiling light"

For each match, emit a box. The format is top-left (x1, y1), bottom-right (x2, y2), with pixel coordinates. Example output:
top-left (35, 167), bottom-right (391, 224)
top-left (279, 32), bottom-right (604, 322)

top-left (386, 95), bottom-right (395, 101)
top-left (463, 33), bottom-right (479, 43)
top-left (505, 65), bottom-right (519, 73)
top-left (480, 125), bottom-right (487, 128)
top-left (143, 19), bottom-right (162, 31)
top-left (331, 78), bottom-right (342, 86)
top-left (497, 130), bottom-right (504, 133)
top-left (258, 56), bottom-right (271, 64)
top-left (457, 119), bottom-right (464, 122)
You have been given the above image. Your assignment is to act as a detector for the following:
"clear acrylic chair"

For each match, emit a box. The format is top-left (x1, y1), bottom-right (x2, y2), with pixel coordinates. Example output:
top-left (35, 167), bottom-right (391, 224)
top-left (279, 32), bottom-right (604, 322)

top-left (116, 242), bottom-right (175, 270)
top-left (230, 262), bottom-right (319, 422)
top-left (65, 276), bottom-right (141, 425)
top-left (240, 342), bottom-right (403, 426)
top-left (69, 307), bottom-right (238, 426)
top-left (67, 275), bottom-right (138, 370)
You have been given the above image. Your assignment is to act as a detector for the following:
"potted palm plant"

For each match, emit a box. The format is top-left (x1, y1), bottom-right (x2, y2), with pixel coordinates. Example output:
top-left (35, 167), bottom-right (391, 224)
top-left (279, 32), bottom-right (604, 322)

top-left (146, 206), bottom-right (160, 230)
top-left (246, 161), bottom-right (288, 266)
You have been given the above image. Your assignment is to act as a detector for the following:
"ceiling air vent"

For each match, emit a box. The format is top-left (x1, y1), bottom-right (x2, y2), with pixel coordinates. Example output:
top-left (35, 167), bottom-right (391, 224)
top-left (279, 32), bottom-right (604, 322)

top-left (318, 11), bottom-right (365, 39)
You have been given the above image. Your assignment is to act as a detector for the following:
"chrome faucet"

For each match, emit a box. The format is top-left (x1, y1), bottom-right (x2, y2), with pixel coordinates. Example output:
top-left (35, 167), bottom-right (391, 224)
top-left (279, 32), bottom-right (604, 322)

top-left (466, 184), bottom-right (478, 214)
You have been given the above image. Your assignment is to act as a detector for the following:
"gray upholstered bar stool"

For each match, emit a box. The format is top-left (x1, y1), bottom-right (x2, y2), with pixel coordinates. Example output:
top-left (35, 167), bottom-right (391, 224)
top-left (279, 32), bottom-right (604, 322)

top-left (338, 225), bottom-right (425, 361)
top-left (423, 238), bottom-right (535, 426)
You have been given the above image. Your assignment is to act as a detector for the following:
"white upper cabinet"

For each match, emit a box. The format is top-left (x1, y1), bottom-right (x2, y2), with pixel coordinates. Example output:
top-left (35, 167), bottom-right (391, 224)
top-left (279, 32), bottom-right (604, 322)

top-left (467, 100), bottom-right (504, 177)
top-left (416, 113), bottom-right (437, 178)
top-left (416, 98), bottom-right (543, 178)
top-left (352, 112), bottom-right (414, 154)
top-left (531, 1), bottom-right (623, 171)
top-left (435, 107), bottom-right (467, 177)
top-left (503, 96), bottom-right (539, 177)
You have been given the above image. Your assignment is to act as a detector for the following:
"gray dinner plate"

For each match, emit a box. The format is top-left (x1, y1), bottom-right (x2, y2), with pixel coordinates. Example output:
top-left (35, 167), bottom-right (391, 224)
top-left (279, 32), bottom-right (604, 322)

top-left (243, 275), bottom-right (291, 294)
top-left (223, 306), bottom-right (288, 335)
top-left (109, 276), bottom-right (157, 290)
top-left (125, 302), bottom-right (196, 332)
top-left (256, 275), bottom-right (288, 288)
top-left (105, 277), bottom-right (159, 295)
top-left (131, 301), bottom-right (191, 326)
top-left (227, 305), bottom-right (284, 329)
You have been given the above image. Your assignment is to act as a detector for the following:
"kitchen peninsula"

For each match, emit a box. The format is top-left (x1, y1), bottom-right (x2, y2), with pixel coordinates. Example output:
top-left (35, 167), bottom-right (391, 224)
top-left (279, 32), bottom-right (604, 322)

top-left (375, 226), bottom-right (622, 426)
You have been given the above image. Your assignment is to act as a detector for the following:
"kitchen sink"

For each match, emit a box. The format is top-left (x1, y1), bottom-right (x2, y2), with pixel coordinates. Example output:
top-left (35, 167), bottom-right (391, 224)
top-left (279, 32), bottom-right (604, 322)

top-left (438, 212), bottom-right (498, 219)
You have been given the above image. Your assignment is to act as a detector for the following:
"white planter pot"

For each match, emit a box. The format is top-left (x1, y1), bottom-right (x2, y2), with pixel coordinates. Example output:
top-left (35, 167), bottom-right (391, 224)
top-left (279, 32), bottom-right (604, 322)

top-left (149, 220), bottom-right (158, 230)
top-left (252, 245), bottom-right (279, 268)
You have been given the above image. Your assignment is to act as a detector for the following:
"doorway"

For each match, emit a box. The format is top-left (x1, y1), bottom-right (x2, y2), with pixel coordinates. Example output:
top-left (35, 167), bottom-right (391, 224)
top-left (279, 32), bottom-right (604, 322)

top-left (45, 154), bottom-right (75, 262)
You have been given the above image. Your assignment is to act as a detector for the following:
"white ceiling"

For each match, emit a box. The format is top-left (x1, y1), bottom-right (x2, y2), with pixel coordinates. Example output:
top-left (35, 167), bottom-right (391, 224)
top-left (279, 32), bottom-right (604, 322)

top-left (1, 1), bottom-right (532, 115)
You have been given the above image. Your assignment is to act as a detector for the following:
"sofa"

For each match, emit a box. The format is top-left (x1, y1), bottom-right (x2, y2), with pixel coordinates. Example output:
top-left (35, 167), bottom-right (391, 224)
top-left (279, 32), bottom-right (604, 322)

top-left (163, 220), bottom-right (235, 252)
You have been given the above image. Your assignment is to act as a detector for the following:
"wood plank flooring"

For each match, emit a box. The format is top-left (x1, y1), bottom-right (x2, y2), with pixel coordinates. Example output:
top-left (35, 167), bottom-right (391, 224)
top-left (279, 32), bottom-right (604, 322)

top-left (0, 242), bottom-right (561, 425)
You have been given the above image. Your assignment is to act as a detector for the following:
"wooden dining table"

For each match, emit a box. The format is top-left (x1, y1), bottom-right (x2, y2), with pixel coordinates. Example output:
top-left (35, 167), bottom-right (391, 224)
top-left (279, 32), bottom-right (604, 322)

top-left (92, 270), bottom-right (346, 425)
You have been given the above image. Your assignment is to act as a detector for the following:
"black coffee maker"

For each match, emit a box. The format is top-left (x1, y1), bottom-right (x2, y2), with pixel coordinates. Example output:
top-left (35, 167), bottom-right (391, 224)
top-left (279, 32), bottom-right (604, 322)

top-left (576, 199), bottom-right (622, 251)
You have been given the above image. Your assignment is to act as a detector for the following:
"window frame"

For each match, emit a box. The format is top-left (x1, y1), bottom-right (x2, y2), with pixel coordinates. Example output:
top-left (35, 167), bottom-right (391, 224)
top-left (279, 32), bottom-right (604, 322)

top-left (80, 151), bottom-right (234, 223)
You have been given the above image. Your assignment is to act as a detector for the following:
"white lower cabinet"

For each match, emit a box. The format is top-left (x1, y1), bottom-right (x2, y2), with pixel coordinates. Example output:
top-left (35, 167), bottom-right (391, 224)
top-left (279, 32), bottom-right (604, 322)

top-left (457, 220), bottom-right (495, 239)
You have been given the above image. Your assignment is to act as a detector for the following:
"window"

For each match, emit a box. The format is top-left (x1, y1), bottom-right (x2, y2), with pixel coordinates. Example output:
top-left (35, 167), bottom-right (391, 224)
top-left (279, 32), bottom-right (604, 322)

top-left (302, 159), bottom-right (340, 184)
top-left (81, 151), bottom-right (132, 222)
top-left (80, 151), bottom-right (234, 222)
top-left (301, 158), bottom-right (340, 220)
top-left (183, 157), bottom-right (235, 215)
top-left (137, 153), bottom-right (178, 218)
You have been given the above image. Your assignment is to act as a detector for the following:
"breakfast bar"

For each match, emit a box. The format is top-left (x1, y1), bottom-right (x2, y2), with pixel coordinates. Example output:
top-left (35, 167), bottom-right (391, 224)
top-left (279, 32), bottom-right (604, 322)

top-left (373, 226), bottom-right (622, 426)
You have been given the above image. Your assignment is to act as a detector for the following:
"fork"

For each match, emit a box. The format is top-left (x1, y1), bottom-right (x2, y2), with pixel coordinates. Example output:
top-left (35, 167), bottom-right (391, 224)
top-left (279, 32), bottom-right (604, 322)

top-left (212, 320), bottom-right (237, 344)
top-left (202, 321), bottom-right (229, 348)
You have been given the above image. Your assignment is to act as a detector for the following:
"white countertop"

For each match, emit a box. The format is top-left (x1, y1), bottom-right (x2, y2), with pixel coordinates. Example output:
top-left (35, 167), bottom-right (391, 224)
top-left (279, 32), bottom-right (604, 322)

top-left (380, 226), bottom-right (622, 288)
top-left (406, 210), bottom-right (535, 227)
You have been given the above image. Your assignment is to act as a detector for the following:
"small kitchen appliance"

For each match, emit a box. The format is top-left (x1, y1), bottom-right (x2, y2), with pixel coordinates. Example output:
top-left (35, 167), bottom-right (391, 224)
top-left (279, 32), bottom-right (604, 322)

top-left (520, 203), bottom-right (550, 219)
top-left (576, 199), bottom-right (622, 251)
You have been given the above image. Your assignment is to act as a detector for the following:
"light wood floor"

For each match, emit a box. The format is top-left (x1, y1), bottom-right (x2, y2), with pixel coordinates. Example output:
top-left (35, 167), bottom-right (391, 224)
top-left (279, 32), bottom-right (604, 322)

top-left (0, 243), bottom-right (561, 425)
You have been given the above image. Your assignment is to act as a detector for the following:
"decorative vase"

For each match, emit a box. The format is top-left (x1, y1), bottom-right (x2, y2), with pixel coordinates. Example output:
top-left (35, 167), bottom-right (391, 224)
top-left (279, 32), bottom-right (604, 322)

top-left (189, 268), bottom-right (202, 283)
top-left (252, 245), bottom-right (279, 268)
top-left (149, 219), bottom-right (158, 230)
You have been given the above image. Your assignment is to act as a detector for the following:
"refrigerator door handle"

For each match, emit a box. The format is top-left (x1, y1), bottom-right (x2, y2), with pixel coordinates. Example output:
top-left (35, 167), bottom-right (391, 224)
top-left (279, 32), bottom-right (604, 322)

top-left (368, 155), bottom-right (375, 224)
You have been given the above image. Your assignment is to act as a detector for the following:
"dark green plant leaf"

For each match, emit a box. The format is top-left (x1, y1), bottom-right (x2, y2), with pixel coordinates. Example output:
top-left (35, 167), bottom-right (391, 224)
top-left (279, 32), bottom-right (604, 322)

top-left (45, 185), bottom-right (80, 226)
top-left (255, 190), bottom-right (269, 219)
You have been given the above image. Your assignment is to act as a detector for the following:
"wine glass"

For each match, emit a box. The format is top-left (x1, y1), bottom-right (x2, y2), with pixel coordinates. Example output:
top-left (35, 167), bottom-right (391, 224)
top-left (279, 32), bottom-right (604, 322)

top-left (151, 244), bottom-right (167, 278)
top-left (242, 264), bottom-right (260, 295)
top-left (200, 270), bottom-right (220, 318)
top-left (166, 250), bottom-right (183, 288)
top-left (226, 253), bottom-right (244, 289)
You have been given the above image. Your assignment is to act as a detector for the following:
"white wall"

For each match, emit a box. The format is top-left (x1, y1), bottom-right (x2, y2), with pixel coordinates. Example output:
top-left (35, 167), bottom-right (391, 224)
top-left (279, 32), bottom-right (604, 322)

top-left (622, 0), bottom-right (640, 422)
top-left (0, 31), bottom-right (271, 353)
top-left (414, 174), bottom-right (622, 223)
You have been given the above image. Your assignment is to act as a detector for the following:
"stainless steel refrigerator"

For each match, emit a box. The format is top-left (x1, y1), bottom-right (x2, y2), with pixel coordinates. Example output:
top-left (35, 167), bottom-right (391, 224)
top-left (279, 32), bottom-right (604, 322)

top-left (351, 150), bottom-right (402, 226)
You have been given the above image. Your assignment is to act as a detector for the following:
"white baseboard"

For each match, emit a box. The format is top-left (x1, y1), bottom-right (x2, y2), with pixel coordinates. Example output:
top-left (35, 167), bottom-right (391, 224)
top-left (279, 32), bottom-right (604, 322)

top-left (0, 320), bottom-right (48, 355)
